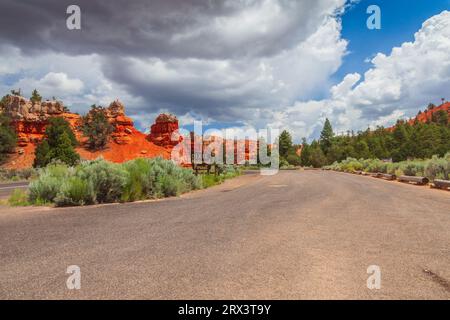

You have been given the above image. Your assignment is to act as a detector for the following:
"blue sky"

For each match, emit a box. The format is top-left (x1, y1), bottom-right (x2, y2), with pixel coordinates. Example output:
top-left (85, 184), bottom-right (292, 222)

top-left (195, 0), bottom-right (450, 136)
top-left (336, 0), bottom-right (450, 81)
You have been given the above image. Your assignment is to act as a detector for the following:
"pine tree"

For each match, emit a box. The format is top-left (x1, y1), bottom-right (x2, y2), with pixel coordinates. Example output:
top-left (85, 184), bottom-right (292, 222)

top-left (10, 89), bottom-right (21, 96)
top-left (30, 89), bottom-right (42, 104)
top-left (82, 105), bottom-right (114, 150)
top-left (320, 118), bottom-right (334, 155)
top-left (279, 130), bottom-right (293, 159)
top-left (33, 117), bottom-right (79, 167)
top-left (49, 131), bottom-right (80, 166)
top-left (45, 117), bottom-right (77, 148)
top-left (33, 140), bottom-right (51, 168)
top-left (431, 110), bottom-right (448, 126)
top-left (0, 113), bottom-right (17, 164)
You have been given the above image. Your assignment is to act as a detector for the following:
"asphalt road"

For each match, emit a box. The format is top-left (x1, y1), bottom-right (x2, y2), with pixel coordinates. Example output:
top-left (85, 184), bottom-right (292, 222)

top-left (0, 181), bottom-right (29, 199)
top-left (0, 171), bottom-right (449, 299)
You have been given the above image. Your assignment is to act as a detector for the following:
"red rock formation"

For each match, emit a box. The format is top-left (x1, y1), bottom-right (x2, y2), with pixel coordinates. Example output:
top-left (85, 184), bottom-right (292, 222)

top-left (148, 113), bottom-right (181, 148)
top-left (2, 95), bottom-right (82, 146)
top-left (408, 102), bottom-right (450, 125)
top-left (77, 101), bottom-right (172, 162)
top-left (1, 96), bottom-right (171, 169)
top-left (171, 133), bottom-right (260, 166)
top-left (98, 100), bottom-right (135, 145)
top-left (0, 95), bottom-right (82, 169)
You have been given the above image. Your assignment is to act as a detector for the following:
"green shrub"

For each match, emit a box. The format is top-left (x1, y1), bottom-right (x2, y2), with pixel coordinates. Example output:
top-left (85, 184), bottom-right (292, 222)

top-left (24, 157), bottom-right (217, 207)
top-left (280, 158), bottom-right (289, 168)
top-left (159, 175), bottom-right (180, 197)
top-left (147, 157), bottom-right (200, 197)
top-left (286, 154), bottom-right (301, 166)
top-left (8, 189), bottom-right (30, 206)
top-left (28, 164), bottom-right (70, 203)
top-left (54, 177), bottom-right (95, 207)
top-left (401, 161), bottom-right (426, 177)
top-left (82, 105), bottom-right (114, 150)
top-left (0, 113), bottom-right (17, 164)
top-left (201, 174), bottom-right (223, 188)
top-left (425, 155), bottom-right (450, 181)
top-left (328, 154), bottom-right (450, 181)
top-left (365, 159), bottom-right (388, 173)
top-left (76, 159), bottom-right (128, 203)
top-left (0, 168), bottom-right (37, 181)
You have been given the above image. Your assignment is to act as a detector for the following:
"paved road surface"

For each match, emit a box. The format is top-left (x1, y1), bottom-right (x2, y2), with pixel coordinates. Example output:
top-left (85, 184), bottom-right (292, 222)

top-left (0, 171), bottom-right (449, 299)
top-left (0, 181), bottom-right (29, 199)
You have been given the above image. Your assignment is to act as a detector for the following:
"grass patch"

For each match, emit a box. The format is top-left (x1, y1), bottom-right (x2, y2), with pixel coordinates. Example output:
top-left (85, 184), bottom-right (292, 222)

top-left (8, 189), bottom-right (30, 206)
top-left (200, 165), bottom-right (241, 188)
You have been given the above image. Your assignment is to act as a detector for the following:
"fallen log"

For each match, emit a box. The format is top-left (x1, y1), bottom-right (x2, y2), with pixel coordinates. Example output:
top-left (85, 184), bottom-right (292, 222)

top-left (398, 175), bottom-right (429, 185)
top-left (432, 179), bottom-right (450, 190)
top-left (378, 173), bottom-right (397, 180)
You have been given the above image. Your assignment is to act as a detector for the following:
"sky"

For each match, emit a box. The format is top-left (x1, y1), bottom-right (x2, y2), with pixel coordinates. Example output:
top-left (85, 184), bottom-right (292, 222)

top-left (0, 0), bottom-right (449, 141)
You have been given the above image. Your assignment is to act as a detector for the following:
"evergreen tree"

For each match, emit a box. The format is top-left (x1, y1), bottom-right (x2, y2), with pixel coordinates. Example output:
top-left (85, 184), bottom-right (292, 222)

top-left (33, 117), bottom-right (79, 167)
top-left (0, 113), bottom-right (17, 164)
top-left (33, 140), bottom-right (51, 168)
top-left (30, 89), bottom-right (42, 104)
top-left (10, 89), bottom-right (21, 96)
top-left (296, 109), bottom-right (450, 167)
top-left (49, 131), bottom-right (80, 166)
top-left (300, 138), bottom-right (311, 166)
top-left (279, 130), bottom-right (293, 159)
top-left (320, 118), bottom-right (334, 155)
top-left (309, 141), bottom-right (327, 168)
top-left (45, 117), bottom-right (77, 148)
top-left (82, 105), bottom-right (114, 150)
top-left (431, 110), bottom-right (448, 126)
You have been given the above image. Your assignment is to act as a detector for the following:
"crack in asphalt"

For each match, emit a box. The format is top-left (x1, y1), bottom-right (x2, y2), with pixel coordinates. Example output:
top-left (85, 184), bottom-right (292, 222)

top-left (423, 268), bottom-right (450, 293)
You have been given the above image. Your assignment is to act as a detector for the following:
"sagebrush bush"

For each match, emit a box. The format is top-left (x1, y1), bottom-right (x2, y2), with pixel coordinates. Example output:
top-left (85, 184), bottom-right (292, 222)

top-left (54, 177), bottom-right (95, 207)
top-left (24, 157), bottom-right (218, 207)
top-left (425, 155), bottom-right (450, 181)
top-left (144, 157), bottom-right (201, 198)
top-left (0, 168), bottom-right (37, 181)
top-left (400, 161), bottom-right (426, 177)
top-left (121, 158), bottom-right (156, 201)
top-left (365, 159), bottom-right (388, 173)
top-left (76, 159), bottom-right (128, 203)
top-left (28, 164), bottom-right (69, 203)
top-left (327, 154), bottom-right (450, 181)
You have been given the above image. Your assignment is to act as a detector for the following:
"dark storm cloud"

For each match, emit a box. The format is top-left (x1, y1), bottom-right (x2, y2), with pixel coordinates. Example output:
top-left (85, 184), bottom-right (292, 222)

top-left (0, 0), bottom-right (348, 128)
top-left (100, 55), bottom-right (282, 121)
top-left (0, 0), bottom-right (341, 59)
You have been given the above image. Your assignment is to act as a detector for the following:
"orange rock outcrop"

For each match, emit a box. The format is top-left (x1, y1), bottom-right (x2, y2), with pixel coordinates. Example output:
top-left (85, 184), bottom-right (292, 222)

top-left (148, 113), bottom-right (181, 149)
top-left (1, 96), bottom-right (170, 169)
top-left (1, 96), bottom-right (263, 169)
